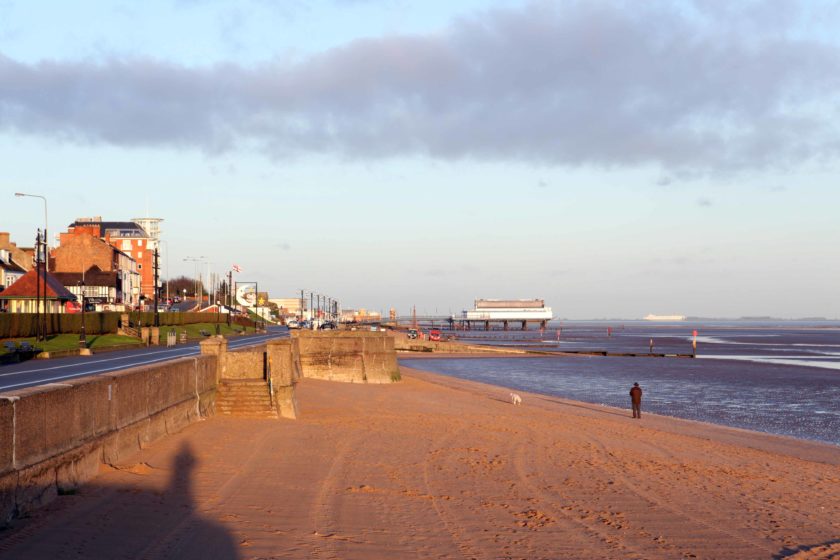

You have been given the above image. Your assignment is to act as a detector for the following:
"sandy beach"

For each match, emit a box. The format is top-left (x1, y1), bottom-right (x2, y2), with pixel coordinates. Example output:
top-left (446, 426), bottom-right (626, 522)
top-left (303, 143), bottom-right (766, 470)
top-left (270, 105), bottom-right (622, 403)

top-left (1, 366), bottom-right (838, 560)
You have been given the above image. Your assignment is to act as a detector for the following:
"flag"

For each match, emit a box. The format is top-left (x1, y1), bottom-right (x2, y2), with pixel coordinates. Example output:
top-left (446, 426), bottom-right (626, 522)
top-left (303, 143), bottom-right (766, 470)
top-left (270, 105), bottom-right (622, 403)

top-left (232, 264), bottom-right (242, 273)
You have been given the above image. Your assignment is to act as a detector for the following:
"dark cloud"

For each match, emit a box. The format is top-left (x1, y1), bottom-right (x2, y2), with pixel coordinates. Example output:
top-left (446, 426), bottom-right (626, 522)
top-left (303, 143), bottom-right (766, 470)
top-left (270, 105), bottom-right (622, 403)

top-left (1, 1), bottom-right (839, 173)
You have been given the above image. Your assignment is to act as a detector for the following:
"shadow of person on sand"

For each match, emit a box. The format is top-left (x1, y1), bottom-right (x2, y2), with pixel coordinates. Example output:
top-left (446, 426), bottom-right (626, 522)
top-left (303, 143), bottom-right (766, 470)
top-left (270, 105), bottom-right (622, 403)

top-left (0, 442), bottom-right (240, 560)
top-left (774, 538), bottom-right (840, 559)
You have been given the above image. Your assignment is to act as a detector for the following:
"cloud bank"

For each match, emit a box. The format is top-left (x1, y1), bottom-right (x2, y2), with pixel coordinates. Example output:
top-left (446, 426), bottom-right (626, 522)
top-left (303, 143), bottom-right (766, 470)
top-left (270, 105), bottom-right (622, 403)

top-left (1, 1), bottom-right (839, 172)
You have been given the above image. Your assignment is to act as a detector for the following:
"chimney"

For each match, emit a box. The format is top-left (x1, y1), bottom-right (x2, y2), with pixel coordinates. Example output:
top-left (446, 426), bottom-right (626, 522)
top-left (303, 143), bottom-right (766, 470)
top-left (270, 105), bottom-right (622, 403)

top-left (0, 232), bottom-right (9, 246)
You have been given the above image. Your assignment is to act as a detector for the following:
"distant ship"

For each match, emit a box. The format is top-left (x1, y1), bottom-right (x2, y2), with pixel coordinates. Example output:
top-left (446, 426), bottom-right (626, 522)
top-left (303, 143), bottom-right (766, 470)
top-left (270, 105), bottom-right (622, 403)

top-left (644, 314), bottom-right (686, 321)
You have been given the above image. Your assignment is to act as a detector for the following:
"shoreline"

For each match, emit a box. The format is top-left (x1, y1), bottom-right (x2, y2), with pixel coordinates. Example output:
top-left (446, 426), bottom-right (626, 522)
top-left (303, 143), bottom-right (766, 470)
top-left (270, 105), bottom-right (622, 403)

top-left (398, 351), bottom-right (840, 449)
top-left (402, 366), bottom-right (840, 465)
top-left (1, 364), bottom-right (838, 559)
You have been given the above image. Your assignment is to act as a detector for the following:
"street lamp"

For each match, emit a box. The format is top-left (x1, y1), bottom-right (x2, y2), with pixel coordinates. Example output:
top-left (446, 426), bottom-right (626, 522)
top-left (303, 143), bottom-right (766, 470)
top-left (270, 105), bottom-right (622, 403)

top-left (78, 278), bottom-right (87, 348)
top-left (216, 300), bottom-right (221, 335)
top-left (183, 256), bottom-right (206, 308)
top-left (159, 240), bottom-right (170, 302)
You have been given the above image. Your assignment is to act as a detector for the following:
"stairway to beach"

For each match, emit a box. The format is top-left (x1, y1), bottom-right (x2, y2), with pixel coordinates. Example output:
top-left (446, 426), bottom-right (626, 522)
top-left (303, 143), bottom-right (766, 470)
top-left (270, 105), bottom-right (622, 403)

top-left (215, 378), bottom-right (278, 419)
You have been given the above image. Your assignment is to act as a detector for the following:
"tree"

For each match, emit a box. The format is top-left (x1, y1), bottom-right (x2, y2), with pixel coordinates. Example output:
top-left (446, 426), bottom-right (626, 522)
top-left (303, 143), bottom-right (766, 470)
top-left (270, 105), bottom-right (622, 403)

top-left (163, 275), bottom-right (205, 298)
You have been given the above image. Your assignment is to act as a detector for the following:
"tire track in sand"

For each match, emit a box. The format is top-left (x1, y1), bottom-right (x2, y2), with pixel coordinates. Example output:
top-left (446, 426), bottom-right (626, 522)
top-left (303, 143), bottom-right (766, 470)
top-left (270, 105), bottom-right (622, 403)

top-left (585, 432), bottom-right (779, 559)
top-left (509, 422), bottom-right (650, 560)
top-left (420, 423), bottom-right (492, 560)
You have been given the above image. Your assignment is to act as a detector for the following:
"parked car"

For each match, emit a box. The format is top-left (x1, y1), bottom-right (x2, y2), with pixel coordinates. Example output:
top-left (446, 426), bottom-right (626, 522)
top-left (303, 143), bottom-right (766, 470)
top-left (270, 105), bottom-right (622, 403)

top-left (287, 320), bottom-right (300, 329)
top-left (319, 321), bottom-right (337, 330)
top-left (429, 329), bottom-right (442, 341)
top-left (407, 328), bottom-right (419, 339)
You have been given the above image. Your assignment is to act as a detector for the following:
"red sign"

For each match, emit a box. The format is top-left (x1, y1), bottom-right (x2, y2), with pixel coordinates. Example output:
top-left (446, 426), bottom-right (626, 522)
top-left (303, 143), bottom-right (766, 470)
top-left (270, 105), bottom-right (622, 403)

top-left (693, 330), bottom-right (698, 337)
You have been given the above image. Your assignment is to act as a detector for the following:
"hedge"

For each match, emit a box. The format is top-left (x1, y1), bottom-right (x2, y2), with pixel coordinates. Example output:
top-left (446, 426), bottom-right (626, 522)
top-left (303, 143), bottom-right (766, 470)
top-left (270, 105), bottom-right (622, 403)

top-left (0, 311), bottom-right (253, 339)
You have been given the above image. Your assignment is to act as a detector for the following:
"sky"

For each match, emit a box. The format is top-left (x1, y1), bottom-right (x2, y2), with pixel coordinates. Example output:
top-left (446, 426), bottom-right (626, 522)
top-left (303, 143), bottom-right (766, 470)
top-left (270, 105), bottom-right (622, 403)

top-left (1, 0), bottom-right (839, 319)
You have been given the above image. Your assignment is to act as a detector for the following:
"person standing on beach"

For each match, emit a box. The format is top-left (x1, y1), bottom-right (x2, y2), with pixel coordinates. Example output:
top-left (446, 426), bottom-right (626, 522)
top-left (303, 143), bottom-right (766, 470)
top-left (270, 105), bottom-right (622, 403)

top-left (629, 382), bottom-right (643, 419)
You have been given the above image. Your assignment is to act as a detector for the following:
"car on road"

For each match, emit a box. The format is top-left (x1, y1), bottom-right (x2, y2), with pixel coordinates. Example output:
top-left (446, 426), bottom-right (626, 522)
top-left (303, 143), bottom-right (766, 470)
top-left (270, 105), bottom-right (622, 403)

top-left (287, 320), bottom-right (300, 329)
top-left (407, 328), bottom-right (420, 339)
top-left (429, 329), bottom-right (441, 341)
top-left (319, 321), bottom-right (337, 330)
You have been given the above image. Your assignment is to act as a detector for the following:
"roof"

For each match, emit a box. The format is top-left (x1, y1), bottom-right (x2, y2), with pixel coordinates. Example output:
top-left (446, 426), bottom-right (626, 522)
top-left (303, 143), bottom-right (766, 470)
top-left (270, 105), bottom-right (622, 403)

top-left (52, 266), bottom-right (118, 288)
top-left (68, 219), bottom-right (150, 238)
top-left (0, 268), bottom-right (78, 300)
top-left (475, 299), bottom-right (545, 309)
top-left (0, 259), bottom-right (26, 274)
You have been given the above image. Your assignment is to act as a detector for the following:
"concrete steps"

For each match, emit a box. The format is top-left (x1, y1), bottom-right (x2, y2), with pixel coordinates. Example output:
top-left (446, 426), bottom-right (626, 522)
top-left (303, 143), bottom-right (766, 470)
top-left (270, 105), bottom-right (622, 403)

top-left (216, 378), bottom-right (278, 419)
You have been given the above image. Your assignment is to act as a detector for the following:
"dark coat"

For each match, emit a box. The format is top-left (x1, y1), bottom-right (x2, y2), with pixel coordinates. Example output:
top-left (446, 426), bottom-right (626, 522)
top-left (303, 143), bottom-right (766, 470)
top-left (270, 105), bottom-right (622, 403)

top-left (629, 386), bottom-right (642, 404)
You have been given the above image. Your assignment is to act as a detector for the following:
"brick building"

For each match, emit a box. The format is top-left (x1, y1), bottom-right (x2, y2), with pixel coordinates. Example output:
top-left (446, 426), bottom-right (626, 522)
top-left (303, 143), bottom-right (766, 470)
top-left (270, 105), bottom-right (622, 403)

top-left (51, 229), bottom-right (141, 308)
top-left (66, 217), bottom-right (162, 300)
top-left (0, 232), bottom-right (34, 272)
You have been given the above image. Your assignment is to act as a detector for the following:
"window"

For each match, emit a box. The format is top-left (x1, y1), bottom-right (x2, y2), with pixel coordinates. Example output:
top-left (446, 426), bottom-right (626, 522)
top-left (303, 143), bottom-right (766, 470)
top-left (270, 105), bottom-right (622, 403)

top-left (121, 240), bottom-right (131, 251)
top-left (137, 239), bottom-right (144, 247)
top-left (137, 252), bottom-right (143, 259)
top-left (138, 264), bottom-right (142, 269)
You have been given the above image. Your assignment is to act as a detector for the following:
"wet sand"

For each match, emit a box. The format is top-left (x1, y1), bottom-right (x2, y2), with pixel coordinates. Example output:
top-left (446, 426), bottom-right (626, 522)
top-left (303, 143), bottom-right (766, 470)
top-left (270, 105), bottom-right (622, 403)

top-left (1, 367), bottom-right (838, 559)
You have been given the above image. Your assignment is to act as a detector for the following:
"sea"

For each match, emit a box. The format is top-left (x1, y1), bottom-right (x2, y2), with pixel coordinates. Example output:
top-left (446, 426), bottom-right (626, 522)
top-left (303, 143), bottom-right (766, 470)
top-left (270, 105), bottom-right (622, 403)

top-left (401, 321), bottom-right (840, 446)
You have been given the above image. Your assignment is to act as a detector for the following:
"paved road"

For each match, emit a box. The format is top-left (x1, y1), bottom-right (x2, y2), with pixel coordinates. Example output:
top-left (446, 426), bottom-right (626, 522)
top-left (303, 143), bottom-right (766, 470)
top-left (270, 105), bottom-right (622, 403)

top-left (0, 327), bottom-right (289, 392)
top-left (168, 299), bottom-right (199, 312)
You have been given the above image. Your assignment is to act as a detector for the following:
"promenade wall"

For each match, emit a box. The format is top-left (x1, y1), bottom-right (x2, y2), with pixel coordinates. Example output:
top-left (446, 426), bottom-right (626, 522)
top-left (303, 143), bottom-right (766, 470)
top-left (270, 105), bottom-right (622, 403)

top-left (0, 332), bottom-right (396, 525)
top-left (292, 331), bottom-right (400, 383)
top-left (0, 353), bottom-right (217, 525)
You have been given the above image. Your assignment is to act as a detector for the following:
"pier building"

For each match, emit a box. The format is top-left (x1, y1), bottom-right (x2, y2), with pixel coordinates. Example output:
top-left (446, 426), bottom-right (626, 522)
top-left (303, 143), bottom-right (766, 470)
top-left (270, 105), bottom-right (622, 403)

top-left (460, 299), bottom-right (553, 330)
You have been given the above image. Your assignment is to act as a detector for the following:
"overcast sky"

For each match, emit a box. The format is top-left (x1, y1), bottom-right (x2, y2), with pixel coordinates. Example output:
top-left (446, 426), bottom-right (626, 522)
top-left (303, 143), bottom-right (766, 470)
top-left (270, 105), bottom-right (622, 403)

top-left (2, 0), bottom-right (839, 319)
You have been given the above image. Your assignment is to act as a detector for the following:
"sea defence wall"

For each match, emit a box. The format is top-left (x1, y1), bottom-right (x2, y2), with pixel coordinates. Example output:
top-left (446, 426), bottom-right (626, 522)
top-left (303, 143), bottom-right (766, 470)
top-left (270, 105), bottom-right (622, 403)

top-left (292, 331), bottom-right (400, 383)
top-left (0, 331), bottom-right (397, 525)
top-left (392, 333), bottom-right (523, 354)
top-left (201, 337), bottom-right (301, 419)
top-left (0, 352), bottom-right (217, 525)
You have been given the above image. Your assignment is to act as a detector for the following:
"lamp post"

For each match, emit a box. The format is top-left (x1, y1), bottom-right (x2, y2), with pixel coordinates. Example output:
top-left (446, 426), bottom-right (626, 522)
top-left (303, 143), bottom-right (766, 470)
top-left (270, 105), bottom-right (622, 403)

top-left (78, 277), bottom-right (87, 348)
top-left (216, 300), bottom-right (221, 335)
top-left (17, 193), bottom-right (48, 341)
top-left (183, 256), bottom-right (206, 308)
top-left (153, 246), bottom-right (160, 327)
top-left (158, 240), bottom-right (170, 302)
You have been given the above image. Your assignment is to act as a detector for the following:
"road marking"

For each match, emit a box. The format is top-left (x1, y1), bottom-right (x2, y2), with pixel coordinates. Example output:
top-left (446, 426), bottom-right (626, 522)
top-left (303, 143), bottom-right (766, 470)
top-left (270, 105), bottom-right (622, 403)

top-left (0, 333), bottom-right (284, 379)
top-left (0, 352), bottom-right (202, 390)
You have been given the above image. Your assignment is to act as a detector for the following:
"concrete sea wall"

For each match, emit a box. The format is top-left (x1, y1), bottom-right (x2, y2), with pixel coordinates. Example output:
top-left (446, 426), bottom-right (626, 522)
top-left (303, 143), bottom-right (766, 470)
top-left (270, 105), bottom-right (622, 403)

top-left (293, 331), bottom-right (400, 383)
top-left (0, 331), bottom-right (397, 525)
top-left (0, 354), bottom-right (217, 525)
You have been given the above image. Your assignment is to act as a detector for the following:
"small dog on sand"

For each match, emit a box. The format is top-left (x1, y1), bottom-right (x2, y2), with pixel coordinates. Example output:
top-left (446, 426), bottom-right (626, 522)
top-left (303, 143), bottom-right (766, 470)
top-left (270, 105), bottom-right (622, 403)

top-left (510, 393), bottom-right (522, 406)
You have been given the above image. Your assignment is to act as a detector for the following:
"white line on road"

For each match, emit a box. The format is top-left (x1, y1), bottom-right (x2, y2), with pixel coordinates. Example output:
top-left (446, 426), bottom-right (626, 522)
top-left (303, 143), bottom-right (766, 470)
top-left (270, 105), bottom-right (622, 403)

top-left (0, 352), bottom-right (202, 390)
top-left (0, 333), bottom-right (281, 378)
